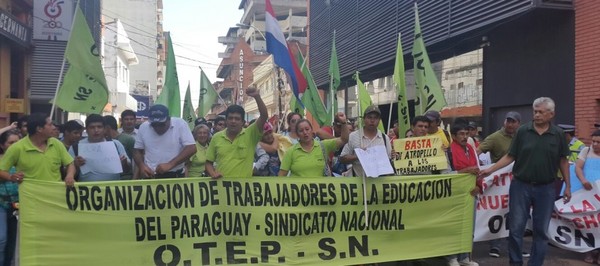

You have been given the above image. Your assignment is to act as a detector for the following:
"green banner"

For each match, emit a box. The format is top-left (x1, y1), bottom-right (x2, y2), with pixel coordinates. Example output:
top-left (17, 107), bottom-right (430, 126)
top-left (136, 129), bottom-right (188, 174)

top-left (21, 175), bottom-right (474, 265)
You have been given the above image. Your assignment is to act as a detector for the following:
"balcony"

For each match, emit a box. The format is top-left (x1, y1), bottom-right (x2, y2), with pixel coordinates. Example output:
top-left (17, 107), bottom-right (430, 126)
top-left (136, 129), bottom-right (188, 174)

top-left (218, 36), bottom-right (238, 45)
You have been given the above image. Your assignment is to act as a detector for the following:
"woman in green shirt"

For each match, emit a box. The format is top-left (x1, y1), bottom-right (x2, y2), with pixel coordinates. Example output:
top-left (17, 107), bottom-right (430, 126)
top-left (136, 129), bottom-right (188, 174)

top-left (279, 118), bottom-right (349, 177)
top-left (187, 124), bottom-right (210, 177)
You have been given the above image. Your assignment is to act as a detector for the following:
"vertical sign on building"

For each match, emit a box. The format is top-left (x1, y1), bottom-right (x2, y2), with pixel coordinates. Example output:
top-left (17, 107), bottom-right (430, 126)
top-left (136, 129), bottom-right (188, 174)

top-left (33, 0), bottom-right (74, 41)
top-left (237, 49), bottom-right (244, 105)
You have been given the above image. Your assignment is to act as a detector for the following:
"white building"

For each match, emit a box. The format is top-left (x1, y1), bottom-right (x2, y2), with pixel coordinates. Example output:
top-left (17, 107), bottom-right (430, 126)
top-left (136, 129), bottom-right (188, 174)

top-left (103, 19), bottom-right (139, 115)
top-left (103, 0), bottom-right (162, 98)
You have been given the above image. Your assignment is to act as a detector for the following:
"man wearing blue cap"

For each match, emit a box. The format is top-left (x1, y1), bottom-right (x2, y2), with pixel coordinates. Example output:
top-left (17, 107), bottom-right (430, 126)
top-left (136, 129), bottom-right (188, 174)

top-left (133, 104), bottom-right (197, 178)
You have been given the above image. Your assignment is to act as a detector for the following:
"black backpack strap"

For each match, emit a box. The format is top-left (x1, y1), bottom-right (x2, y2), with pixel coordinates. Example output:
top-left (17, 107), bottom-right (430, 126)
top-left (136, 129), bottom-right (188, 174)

top-left (73, 141), bottom-right (79, 157)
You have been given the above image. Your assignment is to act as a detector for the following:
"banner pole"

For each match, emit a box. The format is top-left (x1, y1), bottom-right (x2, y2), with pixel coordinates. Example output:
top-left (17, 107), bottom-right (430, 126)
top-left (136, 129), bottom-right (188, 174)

top-left (50, 0), bottom-right (80, 120)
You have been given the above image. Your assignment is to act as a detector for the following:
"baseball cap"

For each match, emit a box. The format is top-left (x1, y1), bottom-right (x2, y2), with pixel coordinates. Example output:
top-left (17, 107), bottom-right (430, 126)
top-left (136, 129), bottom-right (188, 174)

top-left (263, 122), bottom-right (274, 133)
top-left (148, 104), bottom-right (169, 123)
top-left (194, 117), bottom-right (207, 126)
top-left (558, 124), bottom-right (575, 133)
top-left (424, 110), bottom-right (441, 122)
top-left (505, 111), bottom-right (521, 122)
top-left (466, 121), bottom-right (477, 129)
top-left (364, 105), bottom-right (381, 116)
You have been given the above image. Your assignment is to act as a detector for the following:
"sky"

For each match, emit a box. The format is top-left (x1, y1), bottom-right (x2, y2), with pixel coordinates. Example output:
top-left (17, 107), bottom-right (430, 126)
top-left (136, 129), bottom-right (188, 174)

top-left (162, 0), bottom-right (243, 105)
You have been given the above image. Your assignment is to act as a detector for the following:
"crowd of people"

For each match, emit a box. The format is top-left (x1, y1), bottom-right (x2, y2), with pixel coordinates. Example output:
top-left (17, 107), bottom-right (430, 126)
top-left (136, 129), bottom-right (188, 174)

top-left (0, 93), bottom-right (597, 266)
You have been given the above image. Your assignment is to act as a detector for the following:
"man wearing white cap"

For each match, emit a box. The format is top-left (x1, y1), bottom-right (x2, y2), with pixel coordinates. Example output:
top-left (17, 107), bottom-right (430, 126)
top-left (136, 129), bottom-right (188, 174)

top-left (134, 104), bottom-right (196, 179)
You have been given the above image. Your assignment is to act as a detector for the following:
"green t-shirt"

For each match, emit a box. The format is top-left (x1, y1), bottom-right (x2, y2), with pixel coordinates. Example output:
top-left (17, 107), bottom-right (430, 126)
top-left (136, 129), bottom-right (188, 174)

top-left (188, 142), bottom-right (208, 177)
top-left (479, 127), bottom-right (513, 163)
top-left (116, 133), bottom-right (135, 160)
top-left (0, 136), bottom-right (74, 181)
top-left (508, 122), bottom-right (569, 183)
top-left (206, 123), bottom-right (261, 178)
top-left (280, 139), bottom-right (337, 177)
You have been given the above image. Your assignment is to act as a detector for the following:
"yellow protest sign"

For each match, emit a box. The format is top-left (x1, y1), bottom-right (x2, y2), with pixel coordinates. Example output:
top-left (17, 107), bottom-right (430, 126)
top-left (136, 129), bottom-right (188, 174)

top-left (21, 175), bottom-right (474, 265)
top-left (393, 136), bottom-right (448, 174)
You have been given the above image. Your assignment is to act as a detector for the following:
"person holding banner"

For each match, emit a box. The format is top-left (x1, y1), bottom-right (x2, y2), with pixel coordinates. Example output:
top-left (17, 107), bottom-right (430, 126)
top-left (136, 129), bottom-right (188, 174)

top-left (69, 114), bottom-right (130, 182)
top-left (186, 124), bottom-right (211, 177)
top-left (574, 130), bottom-right (600, 263)
top-left (205, 87), bottom-right (267, 179)
top-left (479, 97), bottom-right (571, 266)
top-left (0, 130), bottom-right (19, 266)
top-left (339, 105), bottom-right (392, 177)
top-left (279, 116), bottom-right (349, 177)
top-left (446, 123), bottom-right (480, 266)
top-left (0, 113), bottom-right (76, 186)
top-left (134, 105), bottom-right (197, 179)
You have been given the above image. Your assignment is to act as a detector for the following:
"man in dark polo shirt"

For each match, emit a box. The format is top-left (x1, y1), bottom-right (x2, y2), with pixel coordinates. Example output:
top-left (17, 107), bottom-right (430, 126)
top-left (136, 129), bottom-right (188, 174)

top-left (479, 97), bottom-right (571, 266)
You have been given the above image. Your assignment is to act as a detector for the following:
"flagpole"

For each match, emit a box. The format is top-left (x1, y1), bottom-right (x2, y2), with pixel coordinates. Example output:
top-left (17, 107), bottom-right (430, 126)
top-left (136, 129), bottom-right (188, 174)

top-left (387, 101), bottom-right (393, 135)
top-left (50, 0), bottom-right (80, 120)
top-left (355, 71), bottom-right (369, 229)
top-left (329, 30), bottom-right (337, 126)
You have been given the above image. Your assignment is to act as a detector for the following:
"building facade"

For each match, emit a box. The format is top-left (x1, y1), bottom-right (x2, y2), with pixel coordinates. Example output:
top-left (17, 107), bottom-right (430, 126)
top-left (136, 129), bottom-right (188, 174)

top-left (102, 19), bottom-right (138, 116)
top-left (0, 0), bottom-right (32, 127)
top-left (102, 0), bottom-right (162, 99)
top-left (308, 0), bottom-right (574, 135)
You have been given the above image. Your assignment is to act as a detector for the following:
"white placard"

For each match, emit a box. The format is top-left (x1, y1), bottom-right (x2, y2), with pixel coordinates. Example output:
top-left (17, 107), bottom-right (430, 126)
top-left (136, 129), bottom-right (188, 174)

top-left (354, 145), bottom-right (394, 177)
top-left (78, 142), bottom-right (122, 174)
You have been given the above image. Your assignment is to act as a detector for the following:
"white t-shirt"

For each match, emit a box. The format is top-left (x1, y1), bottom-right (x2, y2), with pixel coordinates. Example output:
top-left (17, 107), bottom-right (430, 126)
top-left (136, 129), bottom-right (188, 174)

top-left (578, 147), bottom-right (600, 161)
top-left (134, 117), bottom-right (195, 172)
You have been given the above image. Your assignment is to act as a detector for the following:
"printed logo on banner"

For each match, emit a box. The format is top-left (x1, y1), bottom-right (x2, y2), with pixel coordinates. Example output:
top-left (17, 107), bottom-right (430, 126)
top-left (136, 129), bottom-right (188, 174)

top-left (549, 180), bottom-right (600, 253)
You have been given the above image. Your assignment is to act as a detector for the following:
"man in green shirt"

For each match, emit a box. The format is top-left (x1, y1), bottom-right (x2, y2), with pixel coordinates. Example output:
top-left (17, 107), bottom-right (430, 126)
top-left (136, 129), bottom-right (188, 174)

top-left (478, 111), bottom-right (521, 163)
top-left (477, 111), bottom-right (525, 258)
top-left (205, 87), bottom-right (267, 178)
top-left (479, 97), bottom-right (570, 266)
top-left (0, 113), bottom-right (76, 185)
top-left (105, 115), bottom-right (135, 179)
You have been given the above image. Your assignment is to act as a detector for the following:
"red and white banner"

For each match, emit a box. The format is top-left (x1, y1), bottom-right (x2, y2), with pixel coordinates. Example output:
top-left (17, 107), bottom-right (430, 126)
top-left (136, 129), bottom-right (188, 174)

top-left (473, 163), bottom-right (513, 242)
top-left (549, 180), bottom-right (600, 252)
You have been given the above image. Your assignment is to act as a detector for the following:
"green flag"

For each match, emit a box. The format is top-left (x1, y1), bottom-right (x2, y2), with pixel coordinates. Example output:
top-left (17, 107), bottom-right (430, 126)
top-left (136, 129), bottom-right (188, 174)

top-left (394, 33), bottom-right (410, 138)
top-left (328, 30), bottom-right (340, 124)
top-left (156, 34), bottom-right (181, 117)
top-left (182, 83), bottom-right (197, 130)
top-left (54, 5), bottom-right (108, 114)
top-left (198, 69), bottom-right (218, 118)
top-left (289, 93), bottom-right (303, 115)
top-left (354, 72), bottom-right (385, 132)
top-left (412, 3), bottom-right (447, 115)
top-left (296, 51), bottom-right (329, 127)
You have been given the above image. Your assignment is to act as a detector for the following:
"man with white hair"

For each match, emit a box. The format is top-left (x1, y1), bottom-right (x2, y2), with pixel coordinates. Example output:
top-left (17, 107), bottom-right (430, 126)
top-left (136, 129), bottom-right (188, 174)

top-left (479, 97), bottom-right (571, 266)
